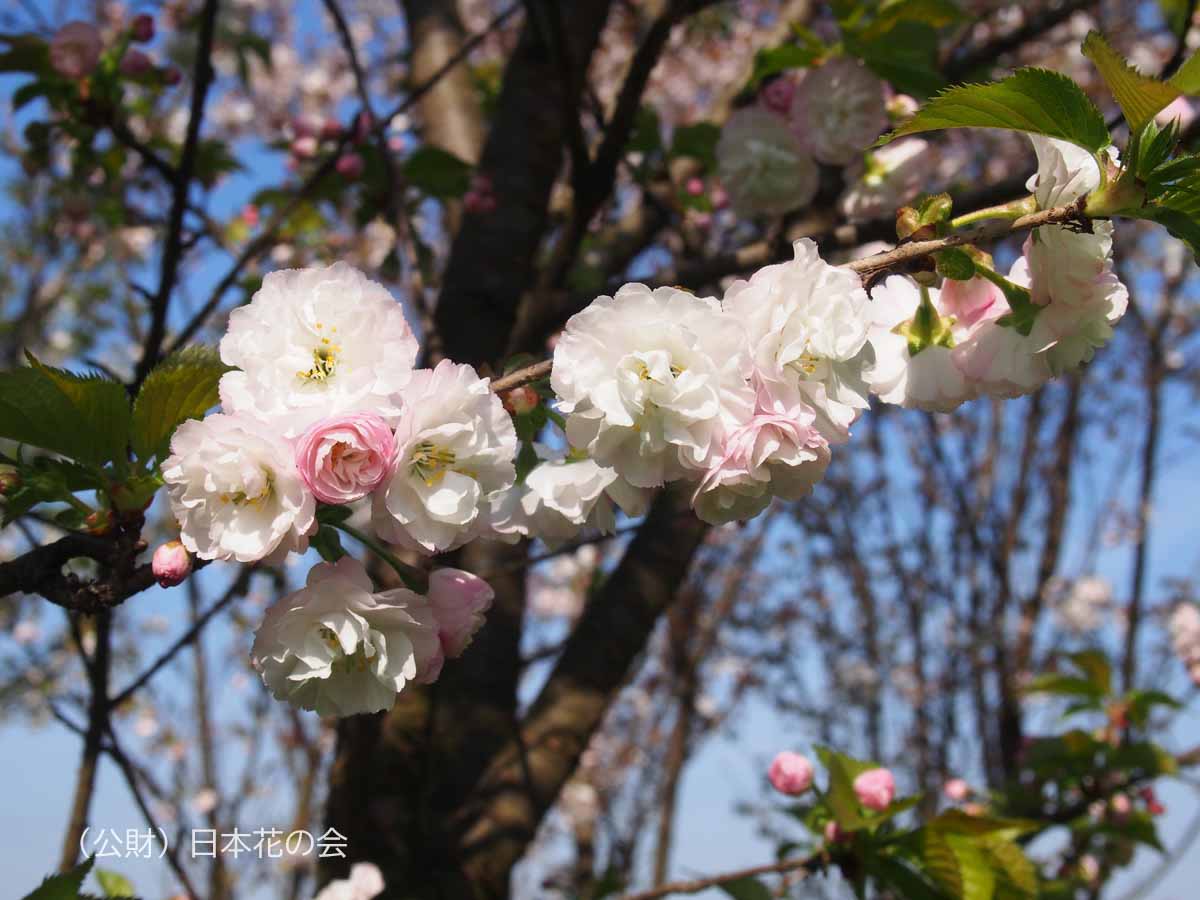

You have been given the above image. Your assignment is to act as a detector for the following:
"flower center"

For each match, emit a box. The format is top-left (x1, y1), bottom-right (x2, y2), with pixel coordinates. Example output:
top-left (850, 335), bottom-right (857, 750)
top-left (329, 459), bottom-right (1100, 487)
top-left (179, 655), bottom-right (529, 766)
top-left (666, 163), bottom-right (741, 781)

top-left (409, 441), bottom-right (457, 486)
top-left (297, 323), bottom-right (341, 384)
top-left (317, 625), bottom-right (375, 673)
top-left (218, 472), bottom-right (273, 506)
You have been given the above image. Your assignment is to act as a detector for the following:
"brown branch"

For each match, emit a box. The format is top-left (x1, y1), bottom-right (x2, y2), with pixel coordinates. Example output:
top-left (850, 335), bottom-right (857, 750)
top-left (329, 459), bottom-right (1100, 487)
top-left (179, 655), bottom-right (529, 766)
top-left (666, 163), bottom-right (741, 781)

top-left (489, 359), bottom-right (552, 392)
top-left (621, 852), bottom-right (822, 900)
top-left (133, 0), bottom-right (221, 387)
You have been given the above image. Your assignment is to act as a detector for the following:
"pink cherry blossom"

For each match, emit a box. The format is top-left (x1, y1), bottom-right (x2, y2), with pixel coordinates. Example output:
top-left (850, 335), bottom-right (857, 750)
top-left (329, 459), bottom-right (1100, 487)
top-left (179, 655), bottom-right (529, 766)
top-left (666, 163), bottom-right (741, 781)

top-left (427, 568), bottom-right (495, 658)
top-left (768, 751), bottom-right (814, 795)
top-left (50, 22), bottom-right (103, 80)
top-left (939, 276), bottom-right (1004, 329)
top-left (294, 414), bottom-right (395, 505)
top-left (759, 76), bottom-right (796, 116)
top-left (853, 767), bottom-right (896, 811)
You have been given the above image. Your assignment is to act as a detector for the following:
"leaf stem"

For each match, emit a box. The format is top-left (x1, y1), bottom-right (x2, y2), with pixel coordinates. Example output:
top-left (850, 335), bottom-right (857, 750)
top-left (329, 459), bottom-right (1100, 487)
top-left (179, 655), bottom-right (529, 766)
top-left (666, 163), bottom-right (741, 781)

top-left (331, 521), bottom-right (427, 591)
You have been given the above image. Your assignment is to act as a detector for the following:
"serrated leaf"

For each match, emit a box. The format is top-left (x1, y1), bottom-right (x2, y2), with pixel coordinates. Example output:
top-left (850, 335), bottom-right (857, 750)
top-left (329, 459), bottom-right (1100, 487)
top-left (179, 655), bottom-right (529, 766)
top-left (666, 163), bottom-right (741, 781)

top-left (22, 857), bottom-right (94, 900)
top-left (402, 146), bottom-right (472, 199)
top-left (873, 857), bottom-right (952, 900)
top-left (982, 838), bottom-right (1038, 896)
top-left (946, 833), bottom-right (996, 900)
top-left (1068, 649), bottom-right (1112, 695)
top-left (130, 345), bottom-right (229, 462)
top-left (1169, 47), bottom-right (1200, 94)
top-left (95, 869), bottom-right (134, 898)
top-left (850, 20), bottom-right (946, 97)
top-left (1083, 32), bottom-right (1180, 131)
top-left (0, 358), bottom-right (130, 466)
top-left (881, 68), bottom-right (1111, 152)
top-left (717, 876), bottom-right (772, 900)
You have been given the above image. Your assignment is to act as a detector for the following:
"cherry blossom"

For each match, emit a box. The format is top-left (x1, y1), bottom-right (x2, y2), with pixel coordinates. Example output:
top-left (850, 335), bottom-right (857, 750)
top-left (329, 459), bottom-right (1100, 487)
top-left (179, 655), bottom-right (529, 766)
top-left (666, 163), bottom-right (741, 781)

top-left (716, 107), bottom-right (818, 216)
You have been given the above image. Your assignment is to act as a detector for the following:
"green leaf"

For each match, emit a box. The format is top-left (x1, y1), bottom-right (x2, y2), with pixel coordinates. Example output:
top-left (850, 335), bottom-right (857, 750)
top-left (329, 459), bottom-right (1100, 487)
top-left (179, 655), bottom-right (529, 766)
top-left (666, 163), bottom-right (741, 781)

top-left (627, 106), bottom-right (662, 154)
top-left (670, 123), bottom-right (722, 169)
top-left (1083, 32), bottom-right (1180, 131)
top-left (1068, 650), bottom-right (1112, 695)
top-left (1160, 0), bottom-right (1194, 38)
top-left (717, 876), bottom-right (772, 900)
top-left (849, 21), bottom-right (946, 97)
top-left (311, 525), bottom-right (347, 562)
top-left (131, 345), bottom-right (230, 462)
top-left (402, 146), bottom-right (473, 199)
top-left (815, 746), bottom-right (878, 829)
top-left (0, 357), bottom-right (131, 467)
top-left (22, 857), bottom-right (94, 900)
top-left (94, 869), bottom-right (134, 898)
top-left (881, 68), bottom-right (1111, 152)
top-left (748, 42), bottom-right (823, 88)
top-left (872, 857), bottom-right (951, 900)
top-left (13, 79), bottom-right (49, 111)
top-left (946, 833), bottom-right (995, 900)
top-left (0, 34), bottom-right (50, 74)
top-left (1169, 47), bottom-right (1200, 94)
top-left (981, 837), bottom-right (1038, 897)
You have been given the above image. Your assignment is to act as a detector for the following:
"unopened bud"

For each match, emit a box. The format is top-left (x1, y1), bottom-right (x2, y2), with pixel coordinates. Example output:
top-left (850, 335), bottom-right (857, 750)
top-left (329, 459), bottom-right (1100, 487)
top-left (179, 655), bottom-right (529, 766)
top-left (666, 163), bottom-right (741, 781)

top-left (502, 386), bottom-right (539, 416)
top-left (119, 49), bottom-right (153, 78)
top-left (161, 66), bottom-right (181, 86)
top-left (336, 153), bottom-right (365, 179)
top-left (896, 206), bottom-right (922, 241)
top-left (131, 13), bottom-right (155, 43)
top-left (152, 540), bottom-right (192, 588)
top-left (84, 509), bottom-right (113, 535)
top-left (0, 466), bottom-right (20, 495)
top-left (292, 135), bottom-right (318, 159)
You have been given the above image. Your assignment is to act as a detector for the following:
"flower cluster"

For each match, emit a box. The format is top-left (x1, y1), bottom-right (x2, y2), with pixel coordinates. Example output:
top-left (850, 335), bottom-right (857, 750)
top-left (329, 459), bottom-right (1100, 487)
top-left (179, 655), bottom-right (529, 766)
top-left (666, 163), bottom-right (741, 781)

top-left (163, 128), bottom-right (1130, 717)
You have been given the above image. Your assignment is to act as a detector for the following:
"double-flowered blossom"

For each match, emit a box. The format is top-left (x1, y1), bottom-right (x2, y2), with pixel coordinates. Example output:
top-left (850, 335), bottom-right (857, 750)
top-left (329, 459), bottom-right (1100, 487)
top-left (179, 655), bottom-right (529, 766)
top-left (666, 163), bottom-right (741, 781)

top-left (219, 263), bottom-right (419, 436)
top-left (372, 360), bottom-right (517, 554)
top-left (163, 414), bottom-right (316, 563)
top-left (295, 413), bottom-right (395, 505)
top-left (552, 284), bottom-right (754, 488)
top-left (723, 239), bottom-right (873, 443)
top-left (838, 138), bottom-right (936, 224)
top-left (791, 57), bottom-right (888, 165)
top-left (866, 276), bottom-right (974, 412)
top-left (716, 107), bottom-right (818, 215)
top-left (251, 557), bottom-right (442, 717)
top-left (1169, 603), bottom-right (1200, 686)
top-left (693, 380), bottom-right (829, 525)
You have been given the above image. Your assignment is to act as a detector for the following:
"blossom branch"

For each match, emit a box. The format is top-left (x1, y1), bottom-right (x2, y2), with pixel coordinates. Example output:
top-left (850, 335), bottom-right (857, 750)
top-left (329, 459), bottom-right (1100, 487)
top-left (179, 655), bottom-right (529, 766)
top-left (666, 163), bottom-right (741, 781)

top-left (619, 851), bottom-right (823, 900)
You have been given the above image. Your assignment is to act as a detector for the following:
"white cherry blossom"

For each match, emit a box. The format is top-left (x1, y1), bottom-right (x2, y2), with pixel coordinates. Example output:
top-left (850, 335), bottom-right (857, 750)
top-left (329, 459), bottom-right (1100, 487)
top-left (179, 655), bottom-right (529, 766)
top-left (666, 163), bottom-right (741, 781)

top-left (552, 284), bottom-right (754, 488)
top-left (251, 557), bottom-right (441, 717)
top-left (723, 239), bottom-right (873, 442)
top-left (163, 414), bottom-right (315, 563)
top-left (372, 361), bottom-right (517, 554)
top-left (716, 107), bottom-right (818, 215)
top-left (792, 57), bottom-right (888, 165)
top-left (219, 263), bottom-right (419, 437)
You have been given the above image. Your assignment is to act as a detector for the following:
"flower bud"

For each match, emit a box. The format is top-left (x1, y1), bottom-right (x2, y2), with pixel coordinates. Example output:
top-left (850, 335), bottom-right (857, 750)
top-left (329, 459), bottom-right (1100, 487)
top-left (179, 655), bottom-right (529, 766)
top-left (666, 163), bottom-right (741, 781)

top-left (336, 153), bottom-right (364, 180)
top-left (0, 466), bottom-right (20, 495)
top-left (768, 751), bottom-right (814, 796)
top-left (161, 66), bottom-right (182, 86)
top-left (152, 540), bottom-right (192, 588)
top-left (823, 820), bottom-right (846, 844)
top-left (291, 135), bottom-right (318, 159)
top-left (759, 77), bottom-right (795, 116)
top-left (119, 49), bottom-right (153, 78)
top-left (853, 767), bottom-right (895, 811)
top-left (321, 117), bottom-right (344, 141)
top-left (685, 177), bottom-right (705, 197)
top-left (84, 509), bottom-right (113, 535)
top-left (131, 13), bottom-right (155, 43)
top-left (501, 385), bottom-right (539, 416)
top-left (942, 778), bottom-right (970, 802)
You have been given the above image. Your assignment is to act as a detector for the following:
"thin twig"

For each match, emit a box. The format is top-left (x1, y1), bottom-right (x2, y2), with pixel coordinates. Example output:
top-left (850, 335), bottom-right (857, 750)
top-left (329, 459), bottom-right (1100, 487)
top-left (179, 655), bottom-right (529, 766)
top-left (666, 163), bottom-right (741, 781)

top-left (619, 852), bottom-right (822, 900)
top-left (133, 0), bottom-right (221, 387)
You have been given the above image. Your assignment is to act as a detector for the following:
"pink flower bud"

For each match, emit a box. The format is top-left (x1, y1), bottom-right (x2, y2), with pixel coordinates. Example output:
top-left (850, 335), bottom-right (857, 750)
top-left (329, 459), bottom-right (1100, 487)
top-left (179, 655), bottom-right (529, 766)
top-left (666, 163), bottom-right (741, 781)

top-left (1110, 792), bottom-right (1131, 820)
top-left (336, 153), bottom-right (365, 180)
top-left (119, 49), bottom-right (153, 78)
top-left (823, 820), bottom-right (845, 843)
top-left (291, 135), bottom-right (318, 159)
top-left (768, 751), bottom-right (814, 796)
top-left (295, 414), bottom-right (395, 505)
top-left (321, 117), bottom-right (344, 141)
top-left (501, 386), bottom-right (539, 416)
top-left (943, 778), bottom-right (970, 802)
top-left (292, 116), bottom-right (318, 139)
top-left (241, 204), bottom-right (259, 227)
top-left (685, 177), bottom-right (705, 196)
top-left (152, 540), bottom-right (192, 587)
top-left (85, 510), bottom-right (112, 535)
top-left (50, 21), bottom-right (103, 80)
top-left (760, 77), bottom-right (795, 116)
top-left (853, 768), bottom-right (896, 811)
top-left (1140, 786), bottom-right (1165, 816)
top-left (131, 13), bottom-right (155, 43)
top-left (161, 66), bottom-right (181, 86)
top-left (428, 568), bottom-right (494, 658)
